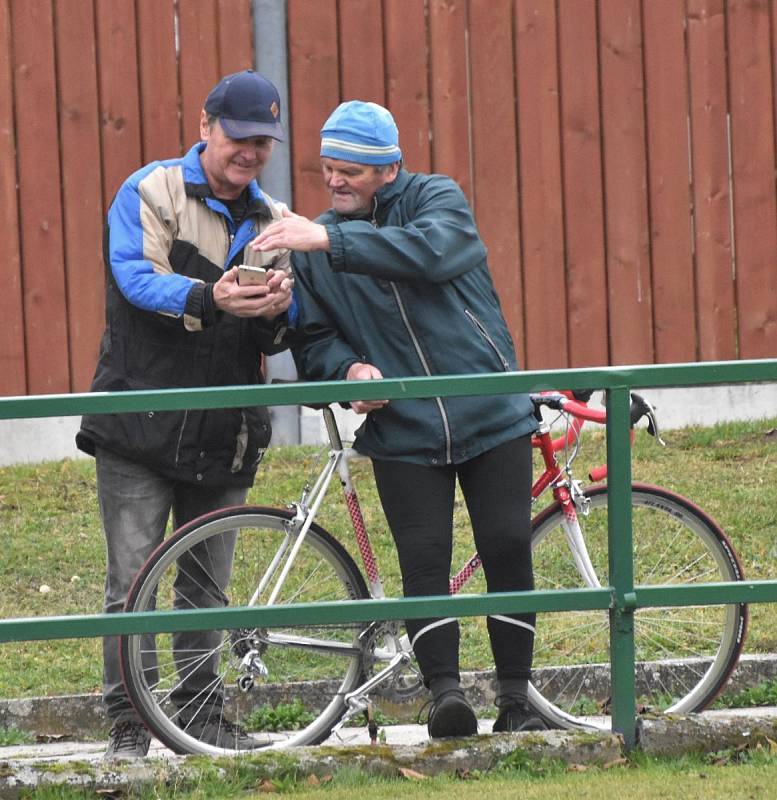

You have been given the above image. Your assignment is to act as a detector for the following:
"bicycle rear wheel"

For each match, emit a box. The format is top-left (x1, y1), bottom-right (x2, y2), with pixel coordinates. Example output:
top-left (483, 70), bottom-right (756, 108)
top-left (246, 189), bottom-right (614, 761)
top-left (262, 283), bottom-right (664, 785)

top-left (528, 483), bottom-right (747, 729)
top-left (120, 506), bottom-right (369, 755)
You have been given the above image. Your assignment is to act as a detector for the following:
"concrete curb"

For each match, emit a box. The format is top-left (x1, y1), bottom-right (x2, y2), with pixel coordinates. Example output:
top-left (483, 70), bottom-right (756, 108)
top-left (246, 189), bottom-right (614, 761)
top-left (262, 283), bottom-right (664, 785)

top-left (3, 711), bottom-right (777, 798)
top-left (0, 729), bottom-right (624, 798)
top-left (639, 709), bottom-right (777, 757)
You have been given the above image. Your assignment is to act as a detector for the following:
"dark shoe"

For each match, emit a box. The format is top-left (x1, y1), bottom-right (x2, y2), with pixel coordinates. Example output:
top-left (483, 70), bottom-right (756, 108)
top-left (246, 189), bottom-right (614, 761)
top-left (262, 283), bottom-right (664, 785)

top-left (492, 704), bottom-right (548, 733)
top-left (104, 720), bottom-right (151, 760)
top-left (181, 714), bottom-right (256, 750)
top-left (426, 690), bottom-right (478, 739)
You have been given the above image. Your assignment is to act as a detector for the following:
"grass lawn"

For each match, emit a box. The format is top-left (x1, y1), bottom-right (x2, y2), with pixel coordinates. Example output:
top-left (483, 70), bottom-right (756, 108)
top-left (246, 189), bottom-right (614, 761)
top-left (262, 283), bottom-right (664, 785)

top-left (1, 415), bottom-right (776, 703)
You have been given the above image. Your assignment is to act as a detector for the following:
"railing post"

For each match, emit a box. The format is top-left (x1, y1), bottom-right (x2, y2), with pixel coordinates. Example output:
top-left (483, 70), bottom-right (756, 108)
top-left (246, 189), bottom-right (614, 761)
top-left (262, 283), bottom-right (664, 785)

top-left (605, 386), bottom-right (637, 749)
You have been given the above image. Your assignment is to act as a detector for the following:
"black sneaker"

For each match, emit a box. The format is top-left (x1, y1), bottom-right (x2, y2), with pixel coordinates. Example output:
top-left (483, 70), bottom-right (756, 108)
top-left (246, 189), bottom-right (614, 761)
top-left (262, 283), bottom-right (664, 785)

top-left (492, 704), bottom-right (548, 733)
top-left (426, 690), bottom-right (478, 739)
top-left (104, 720), bottom-right (151, 760)
top-left (181, 715), bottom-right (256, 750)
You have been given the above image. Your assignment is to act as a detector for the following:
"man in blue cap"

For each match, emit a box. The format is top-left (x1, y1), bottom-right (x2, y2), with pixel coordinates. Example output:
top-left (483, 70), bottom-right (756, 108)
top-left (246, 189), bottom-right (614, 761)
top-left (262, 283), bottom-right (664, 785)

top-left (253, 101), bottom-right (545, 739)
top-left (77, 70), bottom-right (295, 760)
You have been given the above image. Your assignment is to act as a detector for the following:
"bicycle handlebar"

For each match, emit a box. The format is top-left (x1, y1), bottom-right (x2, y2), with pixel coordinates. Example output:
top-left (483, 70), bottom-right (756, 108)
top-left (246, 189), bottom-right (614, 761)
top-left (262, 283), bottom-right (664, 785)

top-left (530, 390), bottom-right (661, 431)
top-left (531, 390), bottom-right (664, 473)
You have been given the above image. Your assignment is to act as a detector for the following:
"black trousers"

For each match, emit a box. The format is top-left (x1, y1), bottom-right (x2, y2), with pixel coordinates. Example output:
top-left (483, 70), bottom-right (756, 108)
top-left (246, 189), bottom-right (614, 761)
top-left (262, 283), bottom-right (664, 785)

top-left (372, 434), bottom-right (534, 686)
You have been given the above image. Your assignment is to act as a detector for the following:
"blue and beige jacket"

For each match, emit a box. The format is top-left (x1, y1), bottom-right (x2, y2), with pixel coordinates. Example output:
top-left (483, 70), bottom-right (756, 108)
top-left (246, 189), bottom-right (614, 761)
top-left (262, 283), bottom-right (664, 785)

top-left (292, 169), bottom-right (536, 466)
top-left (77, 142), bottom-right (292, 486)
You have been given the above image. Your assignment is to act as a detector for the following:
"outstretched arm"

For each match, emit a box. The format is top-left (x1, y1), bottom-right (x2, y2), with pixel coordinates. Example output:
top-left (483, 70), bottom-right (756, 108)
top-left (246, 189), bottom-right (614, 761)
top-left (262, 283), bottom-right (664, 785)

top-left (251, 207), bottom-right (331, 253)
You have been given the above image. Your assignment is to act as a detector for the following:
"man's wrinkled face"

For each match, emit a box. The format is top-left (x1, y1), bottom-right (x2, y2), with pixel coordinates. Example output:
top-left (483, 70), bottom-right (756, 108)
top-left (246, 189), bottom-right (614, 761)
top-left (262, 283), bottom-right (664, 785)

top-left (199, 113), bottom-right (274, 199)
top-left (321, 157), bottom-right (399, 216)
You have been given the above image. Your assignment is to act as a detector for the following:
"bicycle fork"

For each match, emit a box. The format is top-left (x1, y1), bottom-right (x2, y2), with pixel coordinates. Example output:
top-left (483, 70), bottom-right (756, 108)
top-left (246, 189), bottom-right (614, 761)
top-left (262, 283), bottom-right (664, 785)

top-left (555, 480), bottom-right (601, 589)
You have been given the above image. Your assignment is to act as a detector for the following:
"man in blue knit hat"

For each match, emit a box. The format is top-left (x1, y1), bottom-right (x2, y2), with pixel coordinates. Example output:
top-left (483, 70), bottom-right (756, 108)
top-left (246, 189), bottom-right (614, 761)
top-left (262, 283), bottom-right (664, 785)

top-left (253, 100), bottom-right (545, 739)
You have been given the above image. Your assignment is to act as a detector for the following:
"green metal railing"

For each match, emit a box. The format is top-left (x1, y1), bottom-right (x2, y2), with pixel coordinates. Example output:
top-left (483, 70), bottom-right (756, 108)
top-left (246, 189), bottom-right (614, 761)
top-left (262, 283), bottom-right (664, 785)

top-left (2, 358), bottom-right (777, 749)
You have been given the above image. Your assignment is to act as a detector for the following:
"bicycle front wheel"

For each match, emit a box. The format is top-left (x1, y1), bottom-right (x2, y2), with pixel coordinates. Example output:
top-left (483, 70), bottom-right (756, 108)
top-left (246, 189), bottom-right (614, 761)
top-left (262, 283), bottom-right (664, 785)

top-left (120, 506), bottom-right (369, 755)
top-left (528, 483), bottom-right (747, 729)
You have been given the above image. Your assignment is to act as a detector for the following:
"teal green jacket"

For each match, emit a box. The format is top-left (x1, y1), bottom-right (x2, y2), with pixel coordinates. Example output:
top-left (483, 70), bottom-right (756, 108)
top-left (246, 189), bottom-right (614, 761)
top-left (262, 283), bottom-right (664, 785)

top-left (292, 169), bottom-right (537, 465)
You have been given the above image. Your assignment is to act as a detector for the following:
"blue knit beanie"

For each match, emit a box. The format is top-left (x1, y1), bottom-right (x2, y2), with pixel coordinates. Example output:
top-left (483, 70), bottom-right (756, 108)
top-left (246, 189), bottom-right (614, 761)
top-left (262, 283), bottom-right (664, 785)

top-left (320, 101), bottom-right (402, 165)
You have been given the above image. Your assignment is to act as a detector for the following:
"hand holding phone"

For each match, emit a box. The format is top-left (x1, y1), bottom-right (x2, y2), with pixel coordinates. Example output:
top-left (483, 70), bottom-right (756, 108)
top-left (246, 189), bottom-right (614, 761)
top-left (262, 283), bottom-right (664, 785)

top-left (237, 265), bottom-right (268, 286)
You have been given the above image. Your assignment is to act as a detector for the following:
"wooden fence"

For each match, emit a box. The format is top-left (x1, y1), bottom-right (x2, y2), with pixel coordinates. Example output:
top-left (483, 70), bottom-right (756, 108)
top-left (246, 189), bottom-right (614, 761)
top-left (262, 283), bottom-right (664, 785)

top-left (2, 0), bottom-right (777, 398)
top-left (0, 0), bottom-right (254, 396)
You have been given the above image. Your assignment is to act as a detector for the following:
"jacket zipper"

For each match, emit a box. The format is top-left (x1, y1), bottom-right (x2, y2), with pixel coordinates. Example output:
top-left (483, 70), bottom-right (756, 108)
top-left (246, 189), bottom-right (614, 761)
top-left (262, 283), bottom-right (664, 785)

top-left (464, 309), bottom-right (511, 371)
top-left (390, 282), bottom-right (453, 464)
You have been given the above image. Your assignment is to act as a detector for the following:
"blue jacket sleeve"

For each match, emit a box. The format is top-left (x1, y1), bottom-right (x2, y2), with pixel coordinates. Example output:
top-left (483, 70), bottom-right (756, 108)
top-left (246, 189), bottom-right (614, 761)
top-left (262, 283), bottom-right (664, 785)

top-left (107, 167), bottom-right (196, 316)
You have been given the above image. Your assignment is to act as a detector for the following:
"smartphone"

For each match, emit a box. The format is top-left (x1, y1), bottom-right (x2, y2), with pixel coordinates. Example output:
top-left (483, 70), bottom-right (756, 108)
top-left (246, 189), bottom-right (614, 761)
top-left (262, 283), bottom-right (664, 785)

top-left (237, 265), bottom-right (268, 286)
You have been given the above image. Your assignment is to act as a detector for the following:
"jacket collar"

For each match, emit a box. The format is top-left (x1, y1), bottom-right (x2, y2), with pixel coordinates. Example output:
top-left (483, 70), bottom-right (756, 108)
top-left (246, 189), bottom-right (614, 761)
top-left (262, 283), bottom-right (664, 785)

top-left (375, 167), bottom-right (410, 208)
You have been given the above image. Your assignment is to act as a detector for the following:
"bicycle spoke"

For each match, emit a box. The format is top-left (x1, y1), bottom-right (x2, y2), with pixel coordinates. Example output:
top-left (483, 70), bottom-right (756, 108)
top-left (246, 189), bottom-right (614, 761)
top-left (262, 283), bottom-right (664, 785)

top-left (121, 509), bottom-right (371, 754)
top-left (529, 486), bottom-right (746, 726)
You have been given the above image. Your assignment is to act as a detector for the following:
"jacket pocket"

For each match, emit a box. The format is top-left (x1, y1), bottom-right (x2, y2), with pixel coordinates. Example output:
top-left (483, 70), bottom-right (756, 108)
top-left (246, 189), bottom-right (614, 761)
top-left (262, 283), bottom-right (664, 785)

top-left (464, 309), bottom-right (511, 371)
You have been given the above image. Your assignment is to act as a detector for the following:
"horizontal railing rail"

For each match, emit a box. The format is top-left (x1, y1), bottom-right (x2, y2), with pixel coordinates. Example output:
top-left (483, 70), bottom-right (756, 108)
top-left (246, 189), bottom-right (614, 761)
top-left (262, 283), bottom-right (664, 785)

top-left (2, 358), bottom-right (776, 749)
top-left (3, 582), bottom-right (777, 641)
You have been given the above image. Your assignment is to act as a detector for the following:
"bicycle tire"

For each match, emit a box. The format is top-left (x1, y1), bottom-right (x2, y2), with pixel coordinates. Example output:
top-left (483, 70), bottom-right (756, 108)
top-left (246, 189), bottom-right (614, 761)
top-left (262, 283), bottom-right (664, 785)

top-left (527, 483), bottom-right (748, 730)
top-left (119, 506), bottom-right (370, 755)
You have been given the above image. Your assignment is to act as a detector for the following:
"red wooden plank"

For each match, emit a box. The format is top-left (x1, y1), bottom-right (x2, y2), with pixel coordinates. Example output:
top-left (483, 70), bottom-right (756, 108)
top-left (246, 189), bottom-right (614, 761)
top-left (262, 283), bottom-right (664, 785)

top-left (54, 0), bottom-right (106, 393)
top-left (287, 0), bottom-right (340, 217)
top-left (178, 0), bottom-right (220, 147)
top-left (515, 0), bottom-right (567, 370)
top-left (428, 0), bottom-right (471, 199)
top-left (338, 0), bottom-right (385, 102)
top-left (217, 0), bottom-right (253, 76)
top-left (137, 0), bottom-right (182, 161)
top-left (0, 0), bottom-right (26, 395)
top-left (96, 0), bottom-right (143, 208)
top-left (598, 0), bottom-right (653, 365)
top-left (384, 0), bottom-right (431, 173)
top-left (686, 0), bottom-right (736, 362)
top-left (642, 0), bottom-right (696, 363)
top-left (468, 0), bottom-right (524, 364)
top-left (12, 0), bottom-right (70, 394)
top-left (727, 0), bottom-right (777, 359)
top-left (558, 0), bottom-right (608, 368)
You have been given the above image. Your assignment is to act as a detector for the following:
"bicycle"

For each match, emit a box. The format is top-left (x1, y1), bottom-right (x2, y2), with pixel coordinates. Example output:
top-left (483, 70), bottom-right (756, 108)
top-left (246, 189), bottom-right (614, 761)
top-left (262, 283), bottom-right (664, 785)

top-left (119, 390), bottom-right (748, 755)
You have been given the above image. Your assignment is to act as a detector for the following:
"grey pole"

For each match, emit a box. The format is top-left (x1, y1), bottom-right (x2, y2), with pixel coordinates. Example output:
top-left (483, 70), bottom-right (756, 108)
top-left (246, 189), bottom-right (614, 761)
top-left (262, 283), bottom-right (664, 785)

top-left (252, 0), bottom-right (292, 207)
top-left (252, 0), bottom-right (300, 444)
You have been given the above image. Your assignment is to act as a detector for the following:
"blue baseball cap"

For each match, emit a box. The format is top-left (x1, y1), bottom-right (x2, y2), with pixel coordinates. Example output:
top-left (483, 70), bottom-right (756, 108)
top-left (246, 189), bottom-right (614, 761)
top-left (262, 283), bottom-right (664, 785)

top-left (204, 70), bottom-right (284, 141)
top-left (320, 101), bottom-right (402, 165)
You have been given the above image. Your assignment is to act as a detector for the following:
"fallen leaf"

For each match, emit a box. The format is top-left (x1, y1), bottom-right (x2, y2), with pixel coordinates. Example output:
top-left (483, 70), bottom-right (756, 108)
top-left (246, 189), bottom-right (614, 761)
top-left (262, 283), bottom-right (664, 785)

top-left (257, 779), bottom-right (277, 793)
top-left (399, 767), bottom-right (428, 781)
top-left (306, 775), bottom-right (320, 786)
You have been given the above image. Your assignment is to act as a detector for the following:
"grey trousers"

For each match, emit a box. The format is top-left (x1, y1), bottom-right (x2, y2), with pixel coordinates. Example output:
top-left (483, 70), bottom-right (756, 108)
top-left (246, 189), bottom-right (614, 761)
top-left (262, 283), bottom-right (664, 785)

top-left (95, 447), bottom-right (247, 722)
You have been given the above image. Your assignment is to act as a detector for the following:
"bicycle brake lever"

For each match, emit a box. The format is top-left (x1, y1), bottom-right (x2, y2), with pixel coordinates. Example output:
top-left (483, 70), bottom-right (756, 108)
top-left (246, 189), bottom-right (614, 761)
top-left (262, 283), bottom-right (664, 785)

top-left (643, 402), bottom-right (666, 447)
top-left (630, 393), bottom-right (666, 446)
